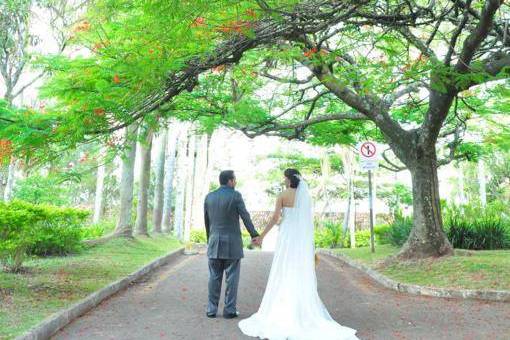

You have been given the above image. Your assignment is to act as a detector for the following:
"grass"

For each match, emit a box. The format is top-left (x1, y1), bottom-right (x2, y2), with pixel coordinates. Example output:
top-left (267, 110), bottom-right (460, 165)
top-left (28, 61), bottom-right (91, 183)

top-left (332, 244), bottom-right (510, 291)
top-left (0, 235), bottom-right (182, 340)
top-left (334, 244), bottom-right (400, 264)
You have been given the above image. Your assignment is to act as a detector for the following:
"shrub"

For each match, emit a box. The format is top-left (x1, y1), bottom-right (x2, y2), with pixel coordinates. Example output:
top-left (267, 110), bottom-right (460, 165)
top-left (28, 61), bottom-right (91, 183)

top-left (190, 230), bottom-right (207, 244)
top-left (342, 230), bottom-right (372, 248)
top-left (81, 219), bottom-right (116, 240)
top-left (189, 229), bottom-right (256, 248)
top-left (0, 202), bottom-right (38, 271)
top-left (314, 221), bottom-right (344, 248)
top-left (0, 200), bottom-right (89, 271)
top-left (445, 215), bottom-right (510, 250)
top-left (374, 224), bottom-right (392, 244)
top-left (387, 216), bottom-right (413, 246)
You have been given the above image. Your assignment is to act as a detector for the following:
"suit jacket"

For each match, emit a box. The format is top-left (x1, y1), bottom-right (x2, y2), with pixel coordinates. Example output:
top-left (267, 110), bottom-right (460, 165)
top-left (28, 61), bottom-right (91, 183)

top-left (204, 185), bottom-right (259, 259)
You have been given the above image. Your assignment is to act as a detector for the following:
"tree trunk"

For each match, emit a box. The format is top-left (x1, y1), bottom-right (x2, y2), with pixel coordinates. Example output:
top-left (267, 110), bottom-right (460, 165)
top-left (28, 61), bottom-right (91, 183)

top-left (184, 133), bottom-right (197, 242)
top-left (152, 129), bottom-right (168, 233)
top-left (93, 147), bottom-right (107, 223)
top-left (114, 124), bottom-right (138, 238)
top-left (173, 127), bottom-right (189, 239)
top-left (340, 147), bottom-right (356, 247)
top-left (135, 129), bottom-right (153, 236)
top-left (478, 159), bottom-right (487, 207)
top-left (397, 150), bottom-right (453, 259)
top-left (0, 164), bottom-right (7, 201)
top-left (162, 129), bottom-right (178, 233)
top-left (203, 132), bottom-right (214, 194)
top-left (456, 163), bottom-right (467, 206)
top-left (191, 134), bottom-right (208, 230)
top-left (3, 158), bottom-right (16, 201)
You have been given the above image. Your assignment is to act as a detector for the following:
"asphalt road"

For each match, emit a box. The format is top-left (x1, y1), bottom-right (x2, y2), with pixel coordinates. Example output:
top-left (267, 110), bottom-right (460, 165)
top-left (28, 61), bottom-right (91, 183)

top-left (53, 250), bottom-right (510, 340)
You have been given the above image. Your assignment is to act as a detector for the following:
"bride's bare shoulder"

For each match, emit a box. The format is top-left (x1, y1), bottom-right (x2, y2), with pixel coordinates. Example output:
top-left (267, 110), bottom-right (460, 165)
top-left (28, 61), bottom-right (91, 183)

top-left (280, 188), bottom-right (295, 196)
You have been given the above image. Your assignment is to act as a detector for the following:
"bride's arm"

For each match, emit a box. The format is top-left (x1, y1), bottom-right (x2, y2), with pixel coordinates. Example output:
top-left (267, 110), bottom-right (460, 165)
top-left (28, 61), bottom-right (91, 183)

top-left (260, 195), bottom-right (283, 241)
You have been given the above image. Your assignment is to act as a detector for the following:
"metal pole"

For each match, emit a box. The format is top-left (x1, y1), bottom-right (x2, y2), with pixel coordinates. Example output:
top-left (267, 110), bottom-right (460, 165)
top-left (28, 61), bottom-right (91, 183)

top-left (368, 169), bottom-right (375, 253)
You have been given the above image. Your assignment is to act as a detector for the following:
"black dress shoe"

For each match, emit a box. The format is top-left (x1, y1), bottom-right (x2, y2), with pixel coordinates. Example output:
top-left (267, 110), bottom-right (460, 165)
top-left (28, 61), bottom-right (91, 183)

top-left (206, 312), bottom-right (216, 318)
top-left (223, 311), bottom-right (240, 319)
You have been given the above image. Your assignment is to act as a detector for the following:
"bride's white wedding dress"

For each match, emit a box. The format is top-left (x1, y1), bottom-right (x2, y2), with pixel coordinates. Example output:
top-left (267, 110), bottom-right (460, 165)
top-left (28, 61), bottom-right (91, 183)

top-left (238, 179), bottom-right (359, 340)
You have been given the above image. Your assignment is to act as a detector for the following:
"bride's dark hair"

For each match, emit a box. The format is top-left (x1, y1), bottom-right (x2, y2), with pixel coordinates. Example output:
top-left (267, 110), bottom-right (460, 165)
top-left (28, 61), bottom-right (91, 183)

top-left (284, 168), bottom-right (301, 189)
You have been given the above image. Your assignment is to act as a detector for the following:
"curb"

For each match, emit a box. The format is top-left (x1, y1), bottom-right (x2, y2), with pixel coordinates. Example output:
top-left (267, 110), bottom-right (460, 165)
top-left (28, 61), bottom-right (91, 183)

top-left (318, 249), bottom-right (510, 303)
top-left (16, 247), bottom-right (185, 340)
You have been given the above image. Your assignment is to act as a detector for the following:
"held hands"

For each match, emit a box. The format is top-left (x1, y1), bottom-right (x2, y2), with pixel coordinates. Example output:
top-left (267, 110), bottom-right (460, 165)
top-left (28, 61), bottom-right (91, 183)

top-left (251, 236), bottom-right (263, 248)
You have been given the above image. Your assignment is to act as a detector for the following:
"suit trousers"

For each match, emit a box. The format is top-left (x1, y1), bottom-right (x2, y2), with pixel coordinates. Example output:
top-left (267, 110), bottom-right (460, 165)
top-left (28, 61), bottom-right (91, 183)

top-left (207, 258), bottom-right (240, 315)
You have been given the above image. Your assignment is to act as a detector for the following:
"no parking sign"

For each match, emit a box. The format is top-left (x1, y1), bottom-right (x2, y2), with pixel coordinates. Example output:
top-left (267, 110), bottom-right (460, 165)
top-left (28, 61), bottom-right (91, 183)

top-left (357, 141), bottom-right (378, 253)
top-left (358, 141), bottom-right (379, 171)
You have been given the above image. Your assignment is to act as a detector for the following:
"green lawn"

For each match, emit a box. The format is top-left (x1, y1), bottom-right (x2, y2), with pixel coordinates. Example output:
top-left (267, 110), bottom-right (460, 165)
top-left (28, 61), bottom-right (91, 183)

top-left (0, 236), bottom-right (182, 340)
top-left (332, 244), bottom-right (510, 291)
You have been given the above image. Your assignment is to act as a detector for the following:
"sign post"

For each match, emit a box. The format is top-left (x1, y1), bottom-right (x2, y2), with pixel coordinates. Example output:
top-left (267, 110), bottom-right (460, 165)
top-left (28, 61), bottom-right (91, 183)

top-left (358, 142), bottom-right (378, 253)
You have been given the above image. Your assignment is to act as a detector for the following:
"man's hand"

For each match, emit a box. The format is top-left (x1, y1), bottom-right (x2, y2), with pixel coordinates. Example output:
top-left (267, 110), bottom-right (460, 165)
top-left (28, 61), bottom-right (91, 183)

top-left (251, 236), bottom-right (262, 247)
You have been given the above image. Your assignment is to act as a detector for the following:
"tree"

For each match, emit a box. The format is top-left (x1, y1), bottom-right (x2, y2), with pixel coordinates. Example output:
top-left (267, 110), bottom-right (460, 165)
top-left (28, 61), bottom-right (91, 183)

top-left (0, 0), bottom-right (84, 198)
top-left (135, 126), bottom-right (153, 236)
top-left (191, 134), bottom-right (209, 230)
top-left (173, 126), bottom-right (190, 239)
top-left (92, 146), bottom-right (107, 223)
top-left (114, 124), bottom-right (138, 237)
top-left (161, 129), bottom-right (178, 233)
top-left (169, 0), bottom-right (509, 259)
top-left (152, 129), bottom-right (167, 233)
top-left (184, 133), bottom-right (197, 241)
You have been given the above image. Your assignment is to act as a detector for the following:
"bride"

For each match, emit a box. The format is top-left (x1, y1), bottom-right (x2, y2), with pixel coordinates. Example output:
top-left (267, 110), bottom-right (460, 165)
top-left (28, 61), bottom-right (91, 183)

top-left (238, 169), bottom-right (359, 340)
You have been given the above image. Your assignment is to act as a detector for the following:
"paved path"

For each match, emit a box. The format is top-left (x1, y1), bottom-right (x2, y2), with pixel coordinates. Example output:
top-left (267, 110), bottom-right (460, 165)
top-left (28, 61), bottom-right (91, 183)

top-left (53, 250), bottom-right (510, 340)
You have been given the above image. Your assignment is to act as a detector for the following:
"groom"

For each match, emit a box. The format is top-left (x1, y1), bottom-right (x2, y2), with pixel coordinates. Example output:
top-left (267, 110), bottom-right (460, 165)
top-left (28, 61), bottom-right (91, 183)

top-left (204, 170), bottom-right (260, 319)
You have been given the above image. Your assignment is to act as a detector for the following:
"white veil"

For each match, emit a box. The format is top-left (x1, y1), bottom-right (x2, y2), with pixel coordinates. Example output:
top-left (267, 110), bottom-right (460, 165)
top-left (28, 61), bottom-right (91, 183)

top-left (293, 175), bottom-right (315, 262)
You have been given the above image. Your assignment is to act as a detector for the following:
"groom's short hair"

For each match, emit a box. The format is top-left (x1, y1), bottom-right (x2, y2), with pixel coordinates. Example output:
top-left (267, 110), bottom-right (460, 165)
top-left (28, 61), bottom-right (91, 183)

top-left (219, 170), bottom-right (235, 185)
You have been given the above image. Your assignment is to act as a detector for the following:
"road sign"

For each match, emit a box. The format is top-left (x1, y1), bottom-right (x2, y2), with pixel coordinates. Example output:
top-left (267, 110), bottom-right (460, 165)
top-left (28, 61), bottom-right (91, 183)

top-left (357, 141), bottom-right (378, 253)
top-left (360, 159), bottom-right (379, 171)
top-left (358, 141), bottom-right (379, 171)
top-left (359, 141), bottom-right (377, 159)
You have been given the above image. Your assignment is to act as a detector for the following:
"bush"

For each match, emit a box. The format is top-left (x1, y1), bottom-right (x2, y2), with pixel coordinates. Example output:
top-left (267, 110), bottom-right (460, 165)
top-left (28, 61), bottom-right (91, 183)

top-left (314, 220), bottom-right (344, 248)
top-left (81, 219), bottom-right (116, 240)
top-left (189, 229), bottom-right (256, 249)
top-left (0, 200), bottom-right (89, 271)
top-left (387, 216), bottom-right (413, 246)
top-left (342, 230), bottom-right (372, 248)
top-left (445, 215), bottom-right (510, 250)
top-left (374, 224), bottom-right (392, 244)
top-left (190, 230), bottom-right (207, 244)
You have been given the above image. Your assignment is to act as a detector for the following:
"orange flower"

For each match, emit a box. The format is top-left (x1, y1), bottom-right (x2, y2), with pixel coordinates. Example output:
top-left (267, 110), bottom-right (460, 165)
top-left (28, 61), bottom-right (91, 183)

top-left (303, 47), bottom-right (318, 58)
top-left (113, 74), bottom-right (121, 84)
top-left (93, 108), bottom-right (106, 116)
top-left (245, 9), bottom-right (257, 18)
top-left (212, 64), bottom-right (226, 74)
top-left (0, 140), bottom-right (13, 164)
top-left (73, 20), bottom-right (91, 32)
top-left (191, 17), bottom-right (206, 27)
top-left (216, 20), bottom-right (252, 34)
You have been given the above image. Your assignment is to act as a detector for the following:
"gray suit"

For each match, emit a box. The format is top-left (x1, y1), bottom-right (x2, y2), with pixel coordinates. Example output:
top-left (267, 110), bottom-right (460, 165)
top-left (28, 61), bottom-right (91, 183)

top-left (204, 185), bottom-right (259, 315)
